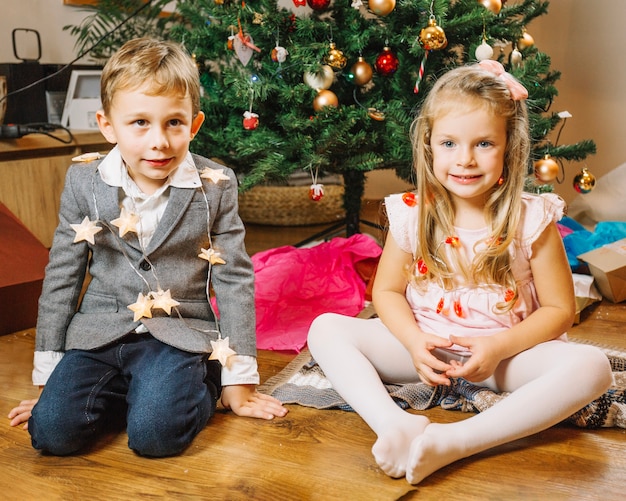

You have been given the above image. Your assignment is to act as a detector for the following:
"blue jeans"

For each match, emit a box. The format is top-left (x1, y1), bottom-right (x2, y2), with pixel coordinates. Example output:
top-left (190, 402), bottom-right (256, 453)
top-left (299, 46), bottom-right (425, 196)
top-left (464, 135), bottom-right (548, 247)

top-left (29, 333), bottom-right (221, 457)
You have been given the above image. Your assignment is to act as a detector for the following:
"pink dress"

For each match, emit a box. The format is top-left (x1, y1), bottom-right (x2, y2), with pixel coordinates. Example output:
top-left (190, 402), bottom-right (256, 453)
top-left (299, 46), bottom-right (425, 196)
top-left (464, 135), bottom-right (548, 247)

top-left (385, 192), bottom-right (567, 355)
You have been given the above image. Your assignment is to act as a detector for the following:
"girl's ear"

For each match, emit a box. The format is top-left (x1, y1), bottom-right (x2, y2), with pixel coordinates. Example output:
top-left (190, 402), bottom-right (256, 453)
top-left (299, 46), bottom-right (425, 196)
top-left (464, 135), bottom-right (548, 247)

top-left (96, 110), bottom-right (117, 145)
top-left (190, 111), bottom-right (205, 139)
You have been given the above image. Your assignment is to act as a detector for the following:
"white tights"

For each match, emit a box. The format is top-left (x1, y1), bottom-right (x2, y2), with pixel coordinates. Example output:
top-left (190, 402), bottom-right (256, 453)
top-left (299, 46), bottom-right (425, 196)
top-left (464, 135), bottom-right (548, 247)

top-left (307, 313), bottom-right (613, 485)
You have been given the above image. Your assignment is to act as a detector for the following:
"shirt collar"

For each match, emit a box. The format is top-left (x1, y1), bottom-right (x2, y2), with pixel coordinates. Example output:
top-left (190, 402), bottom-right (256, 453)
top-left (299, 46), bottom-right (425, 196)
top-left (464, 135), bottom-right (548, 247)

top-left (98, 146), bottom-right (202, 190)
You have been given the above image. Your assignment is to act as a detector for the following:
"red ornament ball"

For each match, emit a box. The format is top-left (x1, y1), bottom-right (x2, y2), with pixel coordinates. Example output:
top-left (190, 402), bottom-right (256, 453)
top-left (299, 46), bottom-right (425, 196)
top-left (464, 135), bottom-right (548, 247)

top-left (309, 184), bottom-right (325, 201)
top-left (375, 47), bottom-right (399, 76)
top-left (307, 0), bottom-right (331, 10)
top-left (242, 112), bottom-right (259, 130)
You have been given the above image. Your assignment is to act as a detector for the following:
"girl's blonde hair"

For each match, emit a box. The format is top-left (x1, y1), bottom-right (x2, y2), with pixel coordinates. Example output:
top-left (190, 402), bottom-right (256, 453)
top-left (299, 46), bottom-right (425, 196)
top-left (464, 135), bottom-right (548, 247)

top-left (410, 64), bottom-right (530, 310)
top-left (100, 38), bottom-right (201, 117)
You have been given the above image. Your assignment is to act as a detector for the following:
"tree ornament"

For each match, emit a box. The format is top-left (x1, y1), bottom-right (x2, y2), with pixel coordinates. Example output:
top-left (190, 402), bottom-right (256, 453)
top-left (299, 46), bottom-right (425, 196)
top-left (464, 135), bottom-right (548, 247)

top-left (304, 65), bottom-right (334, 90)
top-left (475, 39), bottom-right (494, 61)
top-left (418, 16), bottom-right (448, 51)
top-left (573, 167), bottom-right (596, 194)
top-left (478, 0), bottom-right (502, 15)
top-left (368, 0), bottom-right (396, 17)
top-left (375, 47), bottom-right (399, 76)
top-left (307, 0), bottom-right (331, 10)
top-left (517, 29), bottom-right (535, 50)
top-left (510, 46), bottom-right (522, 68)
top-left (309, 184), bottom-right (325, 201)
top-left (367, 108), bottom-right (385, 121)
top-left (271, 45), bottom-right (289, 63)
top-left (233, 18), bottom-right (261, 66)
top-left (351, 57), bottom-right (373, 86)
top-left (313, 89), bottom-right (339, 111)
top-left (534, 154), bottom-right (559, 184)
top-left (242, 111), bottom-right (259, 130)
top-left (325, 42), bottom-right (347, 71)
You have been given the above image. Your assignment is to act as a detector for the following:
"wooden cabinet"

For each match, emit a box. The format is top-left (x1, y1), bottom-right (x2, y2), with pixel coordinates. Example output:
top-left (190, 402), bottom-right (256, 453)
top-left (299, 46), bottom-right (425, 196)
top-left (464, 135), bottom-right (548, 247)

top-left (0, 131), bottom-right (110, 248)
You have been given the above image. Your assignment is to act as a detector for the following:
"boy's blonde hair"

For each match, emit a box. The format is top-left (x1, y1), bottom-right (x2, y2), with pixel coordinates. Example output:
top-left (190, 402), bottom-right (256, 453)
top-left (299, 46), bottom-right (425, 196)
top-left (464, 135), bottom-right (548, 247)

top-left (100, 38), bottom-right (201, 116)
top-left (409, 64), bottom-right (530, 310)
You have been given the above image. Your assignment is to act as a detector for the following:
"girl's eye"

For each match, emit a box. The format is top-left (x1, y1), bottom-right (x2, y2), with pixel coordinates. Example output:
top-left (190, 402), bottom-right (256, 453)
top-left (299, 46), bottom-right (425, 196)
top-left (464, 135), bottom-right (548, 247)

top-left (442, 140), bottom-right (455, 148)
top-left (135, 119), bottom-right (147, 127)
top-left (478, 140), bottom-right (492, 148)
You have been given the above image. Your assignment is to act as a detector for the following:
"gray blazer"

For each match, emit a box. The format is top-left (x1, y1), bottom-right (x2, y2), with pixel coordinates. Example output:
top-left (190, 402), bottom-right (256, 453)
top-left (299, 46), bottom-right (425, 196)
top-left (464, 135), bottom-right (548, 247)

top-left (35, 154), bottom-right (256, 357)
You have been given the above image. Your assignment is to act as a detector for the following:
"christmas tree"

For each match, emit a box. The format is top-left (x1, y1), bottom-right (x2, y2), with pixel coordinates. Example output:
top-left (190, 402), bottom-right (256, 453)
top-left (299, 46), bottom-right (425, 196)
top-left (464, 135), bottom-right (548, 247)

top-left (165, 0), bottom-right (595, 233)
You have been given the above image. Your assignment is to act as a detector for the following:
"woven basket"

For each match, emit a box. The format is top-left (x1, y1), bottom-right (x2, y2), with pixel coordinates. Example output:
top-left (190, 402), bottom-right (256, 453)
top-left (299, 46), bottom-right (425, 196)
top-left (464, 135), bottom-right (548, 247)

top-left (238, 184), bottom-right (345, 226)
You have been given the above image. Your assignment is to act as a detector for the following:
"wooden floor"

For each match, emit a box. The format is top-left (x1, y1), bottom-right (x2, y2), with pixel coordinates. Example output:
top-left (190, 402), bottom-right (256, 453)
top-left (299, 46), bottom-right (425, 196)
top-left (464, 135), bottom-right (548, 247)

top-left (2, 200), bottom-right (625, 500)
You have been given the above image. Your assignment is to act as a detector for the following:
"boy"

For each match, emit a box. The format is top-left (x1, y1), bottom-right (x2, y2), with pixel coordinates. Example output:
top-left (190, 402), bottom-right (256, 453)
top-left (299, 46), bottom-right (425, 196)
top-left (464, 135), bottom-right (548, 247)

top-left (9, 38), bottom-right (287, 456)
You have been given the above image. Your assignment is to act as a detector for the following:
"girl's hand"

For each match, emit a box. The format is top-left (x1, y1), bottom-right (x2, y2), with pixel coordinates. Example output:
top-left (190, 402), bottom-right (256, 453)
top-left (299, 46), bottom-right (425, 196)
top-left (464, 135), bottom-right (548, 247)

top-left (444, 334), bottom-right (503, 382)
top-left (408, 333), bottom-right (457, 387)
top-left (8, 398), bottom-right (38, 430)
top-left (221, 384), bottom-right (288, 420)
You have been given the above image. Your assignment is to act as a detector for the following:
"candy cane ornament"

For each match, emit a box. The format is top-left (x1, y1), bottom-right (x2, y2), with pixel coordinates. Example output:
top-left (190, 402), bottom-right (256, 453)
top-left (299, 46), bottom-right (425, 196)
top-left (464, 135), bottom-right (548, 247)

top-left (414, 50), bottom-right (429, 94)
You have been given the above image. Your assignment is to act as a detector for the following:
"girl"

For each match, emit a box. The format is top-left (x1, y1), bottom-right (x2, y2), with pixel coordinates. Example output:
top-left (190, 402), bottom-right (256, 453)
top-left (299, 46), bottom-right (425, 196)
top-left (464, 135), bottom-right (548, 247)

top-left (307, 61), bottom-right (613, 484)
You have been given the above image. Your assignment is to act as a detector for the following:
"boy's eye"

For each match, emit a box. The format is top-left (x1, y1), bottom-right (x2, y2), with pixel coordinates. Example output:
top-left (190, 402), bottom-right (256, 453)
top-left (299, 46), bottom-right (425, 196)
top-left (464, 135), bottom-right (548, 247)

top-left (135, 119), bottom-right (147, 127)
top-left (169, 119), bottom-right (182, 127)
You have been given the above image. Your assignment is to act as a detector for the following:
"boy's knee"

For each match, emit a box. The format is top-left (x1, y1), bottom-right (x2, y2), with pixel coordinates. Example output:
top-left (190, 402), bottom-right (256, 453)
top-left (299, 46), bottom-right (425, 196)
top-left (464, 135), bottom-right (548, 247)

top-left (29, 406), bottom-right (87, 456)
top-left (127, 419), bottom-right (191, 457)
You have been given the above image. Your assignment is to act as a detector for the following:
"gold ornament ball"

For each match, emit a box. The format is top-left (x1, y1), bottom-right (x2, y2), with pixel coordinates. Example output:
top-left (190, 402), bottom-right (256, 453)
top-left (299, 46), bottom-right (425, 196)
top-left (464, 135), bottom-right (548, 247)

top-left (573, 168), bottom-right (596, 194)
top-left (325, 42), bottom-right (347, 70)
top-left (351, 57), bottom-right (373, 86)
top-left (369, 0), bottom-right (396, 16)
top-left (478, 0), bottom-right (502, 14)
top-left (313, 89), bottom-right (339, 111)
top-left (303, 65), bottom-right (334, 90)
top-left (518, 30), bottom-right (535, 50)
top-left (534, 154), bottom-right (559, 184)
top-left (419, 18), bottom-right (448, 51)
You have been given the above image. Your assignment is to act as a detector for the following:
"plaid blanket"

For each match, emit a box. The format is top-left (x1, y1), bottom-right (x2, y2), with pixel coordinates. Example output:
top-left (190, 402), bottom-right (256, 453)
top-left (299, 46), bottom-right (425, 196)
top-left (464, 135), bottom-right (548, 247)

top-left (259, 342), bottom-right (626, 429)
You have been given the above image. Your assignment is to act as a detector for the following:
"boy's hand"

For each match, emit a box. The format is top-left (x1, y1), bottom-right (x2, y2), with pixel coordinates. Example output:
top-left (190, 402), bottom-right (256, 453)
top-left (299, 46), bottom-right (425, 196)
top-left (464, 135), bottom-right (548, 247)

top-left (221, 384), bottom-right (288, 420)
top-left (8, 398), bottom-right (38, 430)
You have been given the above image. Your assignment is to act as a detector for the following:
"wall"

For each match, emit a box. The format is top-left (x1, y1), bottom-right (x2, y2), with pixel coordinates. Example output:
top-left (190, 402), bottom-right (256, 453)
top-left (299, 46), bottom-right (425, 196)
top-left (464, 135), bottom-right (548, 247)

top-left (1, 1), bottom-right (623, 203)
top-left (1, 1), bottom-right (90, 64)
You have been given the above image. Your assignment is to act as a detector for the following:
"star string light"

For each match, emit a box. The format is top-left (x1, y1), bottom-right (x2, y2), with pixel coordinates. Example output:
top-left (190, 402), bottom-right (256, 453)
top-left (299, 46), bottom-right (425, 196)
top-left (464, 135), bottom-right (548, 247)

top-left (209, 337), bottom-right (236, 367)
top-left (128, 292), bottom-right (154, 321)
top-left (199, 247), bottom-right (226, 265)
top-left (70, 216), bottom-right (103, 244)
top-left (111, 207), bottom-right (140, 237)
top-left (200, 167), bottom-right (230, 184)
top-left (150, 288), bottom-right (180, 315)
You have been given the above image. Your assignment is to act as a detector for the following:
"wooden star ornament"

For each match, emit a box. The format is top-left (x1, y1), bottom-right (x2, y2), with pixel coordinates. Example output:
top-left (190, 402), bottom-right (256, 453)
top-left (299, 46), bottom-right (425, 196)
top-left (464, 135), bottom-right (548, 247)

top-left (111, 207), bottom-right (140, 237)
top-left (209, 337), bottom-right (236, 367)
top-left (70, 216), bottom-right (103, 244)
top-left (200, 167), bottom-right (230, 184)
top-left (128, 292), bottom-right (154, 321)
top-left (198, 247), bottom-right (226, 265)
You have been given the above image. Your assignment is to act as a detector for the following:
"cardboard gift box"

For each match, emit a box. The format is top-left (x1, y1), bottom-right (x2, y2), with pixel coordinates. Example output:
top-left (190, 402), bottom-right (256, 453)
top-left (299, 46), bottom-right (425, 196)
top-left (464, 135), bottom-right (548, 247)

top-left (578, 238), bottom-right (626, 303)
top-left (0, 203), bottom-right (49, 335)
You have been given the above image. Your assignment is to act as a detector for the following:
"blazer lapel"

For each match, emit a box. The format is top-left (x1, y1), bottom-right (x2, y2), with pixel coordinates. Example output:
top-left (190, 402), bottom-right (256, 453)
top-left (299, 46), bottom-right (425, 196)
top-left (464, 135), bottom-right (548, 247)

top-left (146, 187), bottom-right (195, 254)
